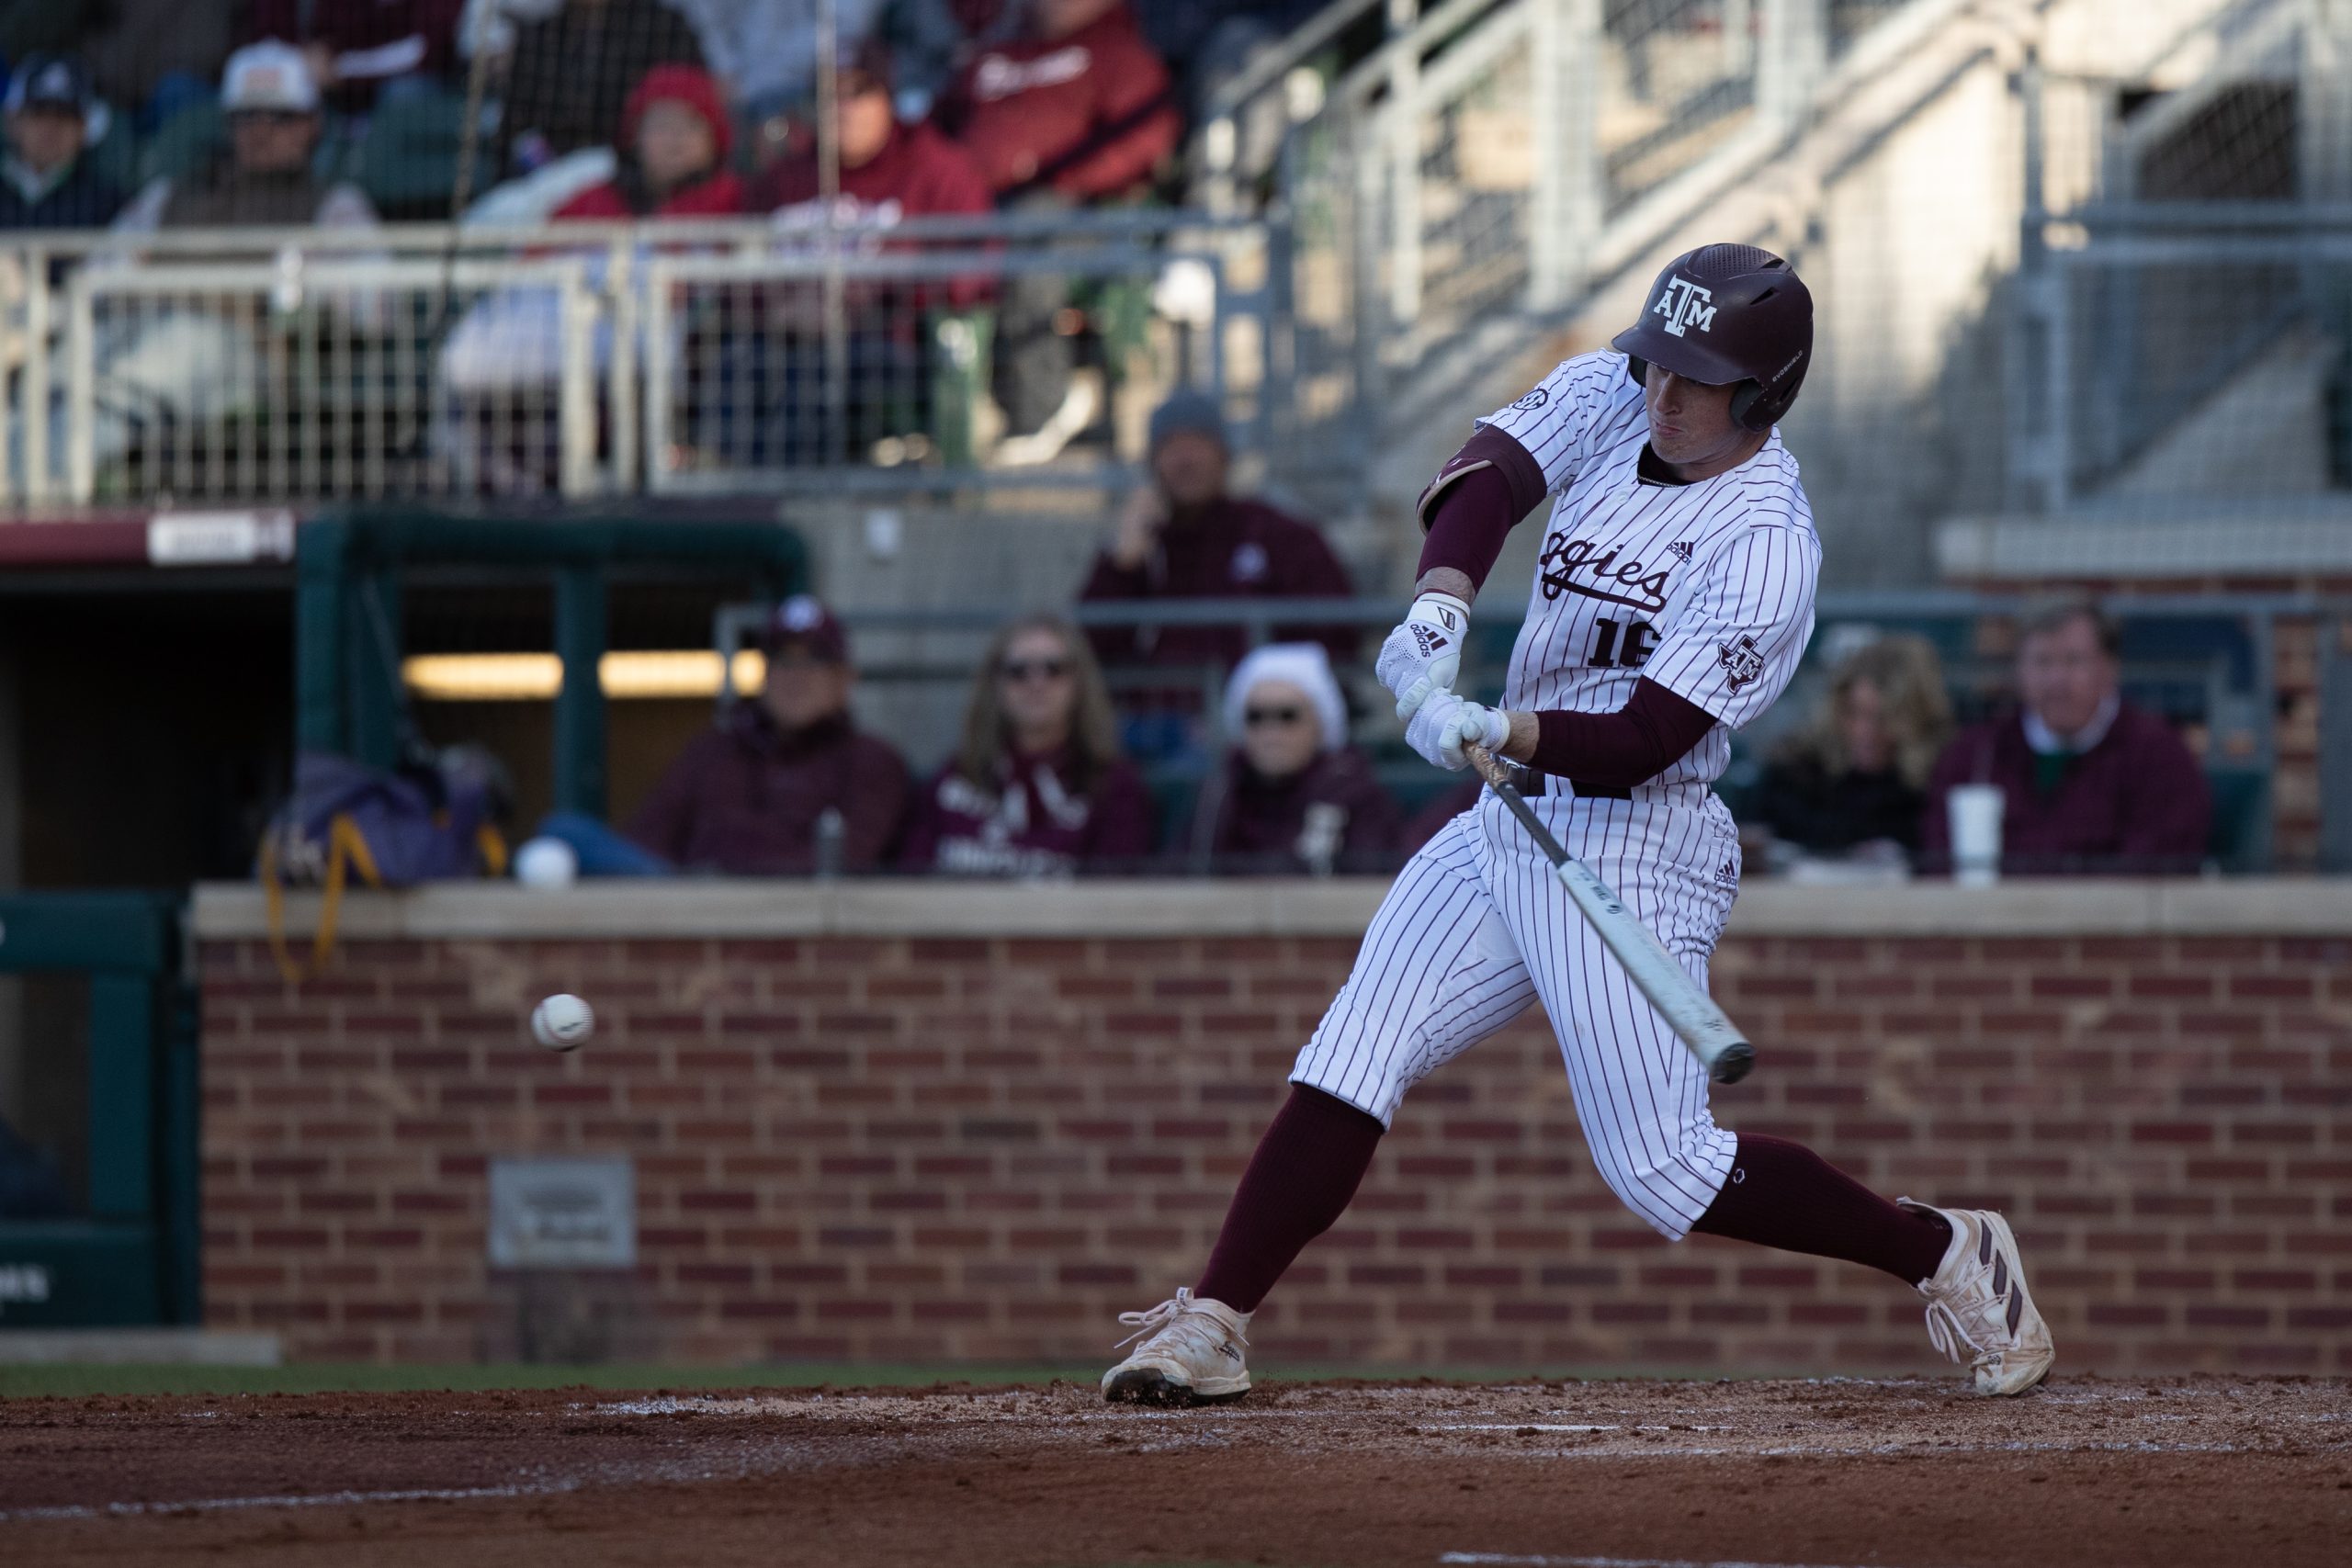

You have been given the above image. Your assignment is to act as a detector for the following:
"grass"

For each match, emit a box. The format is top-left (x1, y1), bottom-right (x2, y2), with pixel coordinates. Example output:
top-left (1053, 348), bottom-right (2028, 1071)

top-left (0, 1360), bottom-right (1743, 1401)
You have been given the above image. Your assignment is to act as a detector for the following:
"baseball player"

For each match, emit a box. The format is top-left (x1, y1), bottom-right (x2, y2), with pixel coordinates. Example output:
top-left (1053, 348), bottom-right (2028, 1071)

top-left (1103, 244), bottom-right (2053, 1405)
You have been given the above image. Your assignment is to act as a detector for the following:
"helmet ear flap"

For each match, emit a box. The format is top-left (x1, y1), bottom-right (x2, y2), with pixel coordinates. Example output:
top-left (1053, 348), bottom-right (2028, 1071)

top-left (1729, 380), bottom-right (1766, 431)
top-left (1623, 355), bottom-right (1649, 389)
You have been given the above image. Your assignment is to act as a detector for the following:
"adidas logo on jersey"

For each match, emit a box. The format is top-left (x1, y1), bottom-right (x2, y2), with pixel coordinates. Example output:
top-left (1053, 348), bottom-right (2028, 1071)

top-left (1654, 276), bottom-right (1717, 337)
top-left (1714, 857), bottom-right (1739, 888)
top-left (1668, 540), bottom-right (1695, 563)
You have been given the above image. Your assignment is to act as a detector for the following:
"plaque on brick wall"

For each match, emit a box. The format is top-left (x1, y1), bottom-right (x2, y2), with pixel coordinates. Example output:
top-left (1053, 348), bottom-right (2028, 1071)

top-left (487, 1156), bottom-right (636, 1269)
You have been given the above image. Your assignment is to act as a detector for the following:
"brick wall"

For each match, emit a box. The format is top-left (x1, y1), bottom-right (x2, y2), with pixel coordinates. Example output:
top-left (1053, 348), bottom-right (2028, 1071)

top-left (195, 887), bottom-right (2352, 1372)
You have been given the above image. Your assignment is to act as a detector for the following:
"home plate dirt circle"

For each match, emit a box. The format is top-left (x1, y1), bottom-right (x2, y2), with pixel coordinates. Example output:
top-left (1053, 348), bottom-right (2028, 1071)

top-left (4, 1377), bottom-right (2346, 1566)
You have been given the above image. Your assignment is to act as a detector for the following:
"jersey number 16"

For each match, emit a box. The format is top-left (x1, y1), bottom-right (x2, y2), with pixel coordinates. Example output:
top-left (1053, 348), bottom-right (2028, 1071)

top-left (1588, 616), bottom-right (1657, 669)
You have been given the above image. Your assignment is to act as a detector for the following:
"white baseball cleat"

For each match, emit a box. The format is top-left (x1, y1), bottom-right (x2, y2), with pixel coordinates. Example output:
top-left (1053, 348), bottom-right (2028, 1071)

top-left (1100, 1288), bottom-right (1252, 1406)
top-left (1903, 1200), bottom-right (2054, 1396)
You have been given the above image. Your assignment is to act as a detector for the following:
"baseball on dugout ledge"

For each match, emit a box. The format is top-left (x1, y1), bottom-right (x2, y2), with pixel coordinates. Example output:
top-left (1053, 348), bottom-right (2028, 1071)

top-left (530, 993), bottom-right (595, 1052)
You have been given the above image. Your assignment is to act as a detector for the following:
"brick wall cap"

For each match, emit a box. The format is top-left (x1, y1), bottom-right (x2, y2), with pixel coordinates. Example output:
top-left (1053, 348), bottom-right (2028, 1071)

top-left (190, 877), bottom-right (2352, 942)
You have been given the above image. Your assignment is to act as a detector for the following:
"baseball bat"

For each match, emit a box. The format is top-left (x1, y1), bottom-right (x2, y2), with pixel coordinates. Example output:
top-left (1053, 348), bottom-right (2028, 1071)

top-left (1464, 743), bottom-right (1756, 1086)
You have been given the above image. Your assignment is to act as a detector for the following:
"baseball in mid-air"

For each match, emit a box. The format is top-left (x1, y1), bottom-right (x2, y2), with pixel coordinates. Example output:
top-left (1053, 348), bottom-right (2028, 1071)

top-left (530, 993), bottom-right (594, 1052)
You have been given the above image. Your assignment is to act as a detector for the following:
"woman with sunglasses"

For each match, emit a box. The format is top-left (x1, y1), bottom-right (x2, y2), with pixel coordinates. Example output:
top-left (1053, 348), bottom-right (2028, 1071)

top-left (899, 615), bottom-right (1155, 875)
top-left (1188, 642), bottom-right (1401, 874)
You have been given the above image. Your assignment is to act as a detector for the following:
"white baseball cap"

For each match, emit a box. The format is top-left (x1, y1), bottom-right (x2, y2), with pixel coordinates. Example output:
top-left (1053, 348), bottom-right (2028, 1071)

top-left (220, 39), bottom-right (321, 114)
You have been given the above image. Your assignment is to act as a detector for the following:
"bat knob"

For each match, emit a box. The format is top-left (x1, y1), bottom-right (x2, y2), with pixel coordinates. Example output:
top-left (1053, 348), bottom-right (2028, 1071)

top-left (1711, 1043), bottom-right (1756, 1085)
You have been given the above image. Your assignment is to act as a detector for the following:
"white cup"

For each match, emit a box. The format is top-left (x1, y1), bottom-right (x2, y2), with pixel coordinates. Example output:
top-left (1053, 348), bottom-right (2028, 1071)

top-left (514, 836), bottom-right (580, 890)
top-left (1947, 784), bottom-right (2006, 886)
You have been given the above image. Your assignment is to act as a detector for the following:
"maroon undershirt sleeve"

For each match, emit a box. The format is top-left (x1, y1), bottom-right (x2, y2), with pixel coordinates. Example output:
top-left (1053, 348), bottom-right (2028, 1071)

top-left (1527, 678), bottom-right (1720, 786)
top-left (1414, 427), bottom-right (1552, 591)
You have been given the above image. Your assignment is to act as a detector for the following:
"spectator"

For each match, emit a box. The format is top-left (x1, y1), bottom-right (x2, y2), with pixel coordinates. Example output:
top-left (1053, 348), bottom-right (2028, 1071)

top-left (489, 0), bottom-right (709, 176)
top-left (0, 54), bottom-right (123, 230)
top-left (1187, 642), bottom-right (1399, 874)
top-left (933, 0), bottom-right (1175, 202)
top-left (1921, 600), bottom-right (2212, 875)
top-left (734, 40), bottom-right (992, 463)
top-left (115, 41), bottom-right (379, 231)
top-left (244, 0), bottom-right (468, 112)
top-left (1751, 635), bottom-right (1951, 867)
top-left (628, 596), bottom-right (912, 874)
top-left (933, 0), bottom-right (1179, 446)
top-left (664, 0), bottom-right (888, 127)
top-left (1080, 389), bottom-right (1356, 676)
top-left (900, 614), bottom-right (1155, 874)
top-left (554, 63), bottom-right (745, 218)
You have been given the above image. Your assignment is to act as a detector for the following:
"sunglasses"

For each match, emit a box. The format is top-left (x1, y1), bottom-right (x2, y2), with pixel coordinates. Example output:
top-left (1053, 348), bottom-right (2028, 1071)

top-left (1244, 705), bottom-right (1306, 727)
top-left (229, 109), bottom-right (312, 128)
top-left (999, 657), bottom-right (1070, 682)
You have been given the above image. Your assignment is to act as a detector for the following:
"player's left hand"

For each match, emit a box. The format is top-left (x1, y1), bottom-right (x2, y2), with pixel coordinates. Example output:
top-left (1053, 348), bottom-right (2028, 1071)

top-left (1406, 693), bottom-right (1510, 772)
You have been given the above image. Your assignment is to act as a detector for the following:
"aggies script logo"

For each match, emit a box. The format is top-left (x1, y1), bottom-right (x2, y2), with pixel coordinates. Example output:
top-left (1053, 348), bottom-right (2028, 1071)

top-left (1653, 275), bottom-right (1716, 337)
top-left (1539, 535), bottom-right (1672, 615)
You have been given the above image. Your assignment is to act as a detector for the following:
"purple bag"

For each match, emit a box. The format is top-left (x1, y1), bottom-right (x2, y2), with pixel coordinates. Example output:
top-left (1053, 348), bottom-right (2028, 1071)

top-left (259, 751), bottom-right (509, 979)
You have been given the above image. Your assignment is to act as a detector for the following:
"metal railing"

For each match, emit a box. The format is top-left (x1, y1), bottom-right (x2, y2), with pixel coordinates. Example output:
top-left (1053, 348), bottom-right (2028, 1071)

top-left (0, 210), bottom-right (1285, 509)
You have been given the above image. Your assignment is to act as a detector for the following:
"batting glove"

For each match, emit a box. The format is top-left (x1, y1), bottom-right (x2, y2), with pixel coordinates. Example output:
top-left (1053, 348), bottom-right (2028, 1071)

top-left (1375, 592), bottom-right (1470, 720)
top-left (1406, 693), bottom-right (1510, 772)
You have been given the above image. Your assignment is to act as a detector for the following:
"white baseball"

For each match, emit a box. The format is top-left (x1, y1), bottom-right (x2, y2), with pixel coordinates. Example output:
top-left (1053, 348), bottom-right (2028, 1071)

top-left (514, 836), bottom-right (580, 889)
top-left (530, 993), bottom-right (594, 1052)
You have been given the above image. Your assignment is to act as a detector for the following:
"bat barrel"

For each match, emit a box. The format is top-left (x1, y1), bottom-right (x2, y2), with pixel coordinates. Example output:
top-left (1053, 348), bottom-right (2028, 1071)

top-left (1710, 1042), bottom-right (1756, 1085)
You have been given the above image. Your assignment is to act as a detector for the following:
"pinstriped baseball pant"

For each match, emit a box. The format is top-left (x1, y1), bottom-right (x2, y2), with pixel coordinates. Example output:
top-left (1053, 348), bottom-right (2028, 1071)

top-left (1291, 786), bottom-right (1743, 1239)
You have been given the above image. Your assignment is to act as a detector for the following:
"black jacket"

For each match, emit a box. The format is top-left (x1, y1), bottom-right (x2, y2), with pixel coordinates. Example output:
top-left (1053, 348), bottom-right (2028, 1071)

top-left (0, 157), bottom-right (124, 230)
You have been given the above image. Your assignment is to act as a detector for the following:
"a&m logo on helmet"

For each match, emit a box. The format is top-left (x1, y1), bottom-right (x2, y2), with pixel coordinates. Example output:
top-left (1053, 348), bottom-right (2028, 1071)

top-left (1653, 275), bottom-right (1717, 337)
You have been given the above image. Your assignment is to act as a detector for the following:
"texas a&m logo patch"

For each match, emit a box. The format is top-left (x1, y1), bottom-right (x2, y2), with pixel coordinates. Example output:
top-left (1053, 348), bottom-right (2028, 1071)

top-left (1717, 634), bottom-right (1765, 692)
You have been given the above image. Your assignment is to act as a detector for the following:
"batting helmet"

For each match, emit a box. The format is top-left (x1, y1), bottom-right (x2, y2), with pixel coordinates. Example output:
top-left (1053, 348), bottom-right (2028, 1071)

top-left (1611, 243), bottom-right (1813, 433)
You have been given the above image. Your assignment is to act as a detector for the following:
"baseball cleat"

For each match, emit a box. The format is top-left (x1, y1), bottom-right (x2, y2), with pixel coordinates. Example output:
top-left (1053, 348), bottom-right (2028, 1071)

top-left (1903, 1200), bottom-right (2054, 1396)
top-left (1100, 1288), bottom-right (1252, 1406)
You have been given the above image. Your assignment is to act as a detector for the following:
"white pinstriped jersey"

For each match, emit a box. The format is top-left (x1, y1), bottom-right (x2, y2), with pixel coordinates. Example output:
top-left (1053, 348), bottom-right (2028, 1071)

top-left (1476, 351), bottom-right (1820, 788)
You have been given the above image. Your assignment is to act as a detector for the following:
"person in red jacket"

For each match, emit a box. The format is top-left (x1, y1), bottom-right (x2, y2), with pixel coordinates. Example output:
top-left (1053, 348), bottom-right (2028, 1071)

top-left (1920, 600), bottom-right (2212, 875)
top-left (554, 63), bottom-right (744, 220)
top-left (628, 597), bottom-right (911, 874)
top-left (900, 615), bottom-right (1157, 874)
top-left (1186, 642), bottom-right (1401, 875)
top-left (730, 43), bottom-right (995, 464)
top-left (933, 0), bottom-right (1181, 444)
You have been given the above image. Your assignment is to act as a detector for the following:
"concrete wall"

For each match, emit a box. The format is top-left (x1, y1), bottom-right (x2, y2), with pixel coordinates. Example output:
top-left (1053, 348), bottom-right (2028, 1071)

top-left (191, 880), bottom-right (2352, 1373)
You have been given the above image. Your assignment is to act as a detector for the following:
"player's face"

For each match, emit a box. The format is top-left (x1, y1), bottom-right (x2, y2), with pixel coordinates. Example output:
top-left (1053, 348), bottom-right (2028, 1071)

top-left (1643, 365), bottom-right (1754, 474)
top-left (2017, 615), bottom-right (2117, 739)
top-left (996, 627), bottom-right (1078, 749)
top-left (760, 648), bottom-right (853, 731)
top-left (1238, 679), bottom-right (1321, 779)
top-left (1152, 430), bottom-right (1228, 510)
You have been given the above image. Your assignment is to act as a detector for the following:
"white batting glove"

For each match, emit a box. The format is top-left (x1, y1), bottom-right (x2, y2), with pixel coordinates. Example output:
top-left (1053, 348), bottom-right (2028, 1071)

top-left (1375, 592), bottom-right (1470, 720)
top-left (1406, 694), bottom-right (1510, 772)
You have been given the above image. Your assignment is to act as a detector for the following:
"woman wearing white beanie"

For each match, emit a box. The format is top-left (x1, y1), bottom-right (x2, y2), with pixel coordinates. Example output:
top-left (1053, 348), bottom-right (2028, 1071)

top-left (1189, 643), bottom-right (1402, 874)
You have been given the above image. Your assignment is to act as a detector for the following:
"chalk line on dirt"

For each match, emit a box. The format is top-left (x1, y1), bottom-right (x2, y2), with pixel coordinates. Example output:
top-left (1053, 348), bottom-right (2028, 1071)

top-left (0, 1481), bottom-right (582, 1525)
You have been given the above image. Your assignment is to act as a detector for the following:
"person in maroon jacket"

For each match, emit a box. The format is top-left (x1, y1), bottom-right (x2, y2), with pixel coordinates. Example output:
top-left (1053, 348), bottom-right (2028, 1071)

top-left (1081, 389), bottom-right (1358, 692)
top-left (732, 43), bottom-right (995, 463)
top-left (1920, 601), bottom-right (2212, 875)
top-left (628, 596), bottom-right (912, 874)
top-left (932, 0), bottom-right (1181, 441)
top-left (1187, 643), bottom-right (1400, 874)
top-left (900, 615), bottom-right (1157, 874)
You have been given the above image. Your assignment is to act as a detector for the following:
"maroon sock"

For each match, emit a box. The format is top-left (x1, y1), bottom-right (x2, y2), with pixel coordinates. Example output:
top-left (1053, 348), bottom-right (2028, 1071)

top-left (1193, 1086), bottom-right (1385, 1313)
top-left (1690, 1133), bottom-right (1953, 1285)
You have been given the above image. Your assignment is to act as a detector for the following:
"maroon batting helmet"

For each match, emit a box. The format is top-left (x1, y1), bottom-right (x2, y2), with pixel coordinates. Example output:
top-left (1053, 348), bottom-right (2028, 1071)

top-left (1611, 243), bottom-right (1813, 433)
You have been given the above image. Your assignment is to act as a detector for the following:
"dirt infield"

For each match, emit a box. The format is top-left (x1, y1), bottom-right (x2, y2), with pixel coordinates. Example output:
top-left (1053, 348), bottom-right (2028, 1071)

top-left (4, 1376), bottom-right (2346, 1566)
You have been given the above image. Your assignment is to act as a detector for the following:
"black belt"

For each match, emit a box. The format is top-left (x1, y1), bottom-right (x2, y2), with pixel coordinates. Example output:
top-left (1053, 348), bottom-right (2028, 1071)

top-left (1507, 766), bottom-right (1632, 801)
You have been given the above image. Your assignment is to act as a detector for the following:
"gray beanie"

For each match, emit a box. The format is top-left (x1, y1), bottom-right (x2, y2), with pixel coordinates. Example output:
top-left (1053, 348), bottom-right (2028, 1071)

top-left (1148, 389), bottom-right (1227, 453)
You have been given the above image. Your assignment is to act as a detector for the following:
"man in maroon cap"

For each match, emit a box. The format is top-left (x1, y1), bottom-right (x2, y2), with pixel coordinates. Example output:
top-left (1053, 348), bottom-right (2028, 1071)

top-left (627, 596), bottom-right (912, 874)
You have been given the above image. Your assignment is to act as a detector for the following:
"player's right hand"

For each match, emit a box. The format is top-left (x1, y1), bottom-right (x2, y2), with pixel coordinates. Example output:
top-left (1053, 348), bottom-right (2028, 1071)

top-left (1375, 592), bottom-right (1470, 719)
